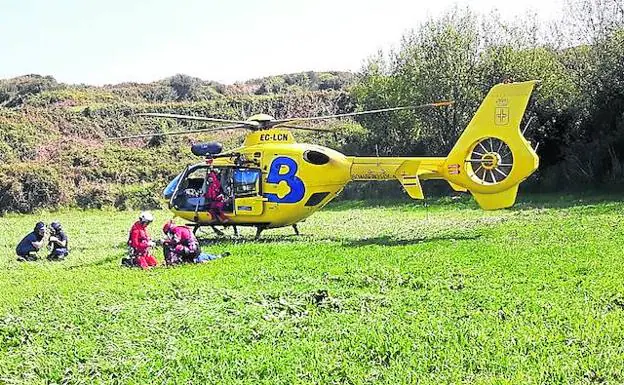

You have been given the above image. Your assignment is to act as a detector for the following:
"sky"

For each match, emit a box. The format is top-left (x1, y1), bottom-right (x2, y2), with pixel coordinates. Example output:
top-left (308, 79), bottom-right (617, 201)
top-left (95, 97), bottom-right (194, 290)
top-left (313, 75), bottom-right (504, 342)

top-left (0, 0), bottom-right (564, 85)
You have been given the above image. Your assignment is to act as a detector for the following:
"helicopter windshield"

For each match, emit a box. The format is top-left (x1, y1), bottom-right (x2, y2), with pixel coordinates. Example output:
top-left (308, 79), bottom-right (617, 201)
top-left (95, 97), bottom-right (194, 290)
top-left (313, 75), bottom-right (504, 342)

top-left (168, 165), bottom-right (224, 212)
top-left (163, 173), bottom-right (183, 199)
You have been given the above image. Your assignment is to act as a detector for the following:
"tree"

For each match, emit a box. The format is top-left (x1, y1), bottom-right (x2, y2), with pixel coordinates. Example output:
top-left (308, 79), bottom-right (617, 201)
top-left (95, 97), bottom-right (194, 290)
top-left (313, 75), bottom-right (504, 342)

top-left (352, 8), bottom-right (485, 156)
top-left (168, 74), bottom-right (199, 101)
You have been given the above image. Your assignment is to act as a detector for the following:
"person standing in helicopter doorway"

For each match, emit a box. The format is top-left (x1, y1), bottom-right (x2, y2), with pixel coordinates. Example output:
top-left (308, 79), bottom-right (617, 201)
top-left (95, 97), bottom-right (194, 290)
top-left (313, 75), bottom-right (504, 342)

top-left (15, 222), bottom-right (47, 261)
top-left (204, 168), bottom-right (229, 223)
top-left (47, 221), bottom-right (69, 260)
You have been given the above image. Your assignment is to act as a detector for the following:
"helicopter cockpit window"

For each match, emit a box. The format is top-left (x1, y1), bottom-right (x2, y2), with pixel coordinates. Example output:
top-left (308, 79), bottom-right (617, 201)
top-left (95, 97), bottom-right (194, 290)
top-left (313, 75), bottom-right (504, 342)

top-left (182, 167), bottom-right (210, 198)
top-left (233, 168), bottom-right (260, 197)
top-left (163, 173), bottom-right (182, 199)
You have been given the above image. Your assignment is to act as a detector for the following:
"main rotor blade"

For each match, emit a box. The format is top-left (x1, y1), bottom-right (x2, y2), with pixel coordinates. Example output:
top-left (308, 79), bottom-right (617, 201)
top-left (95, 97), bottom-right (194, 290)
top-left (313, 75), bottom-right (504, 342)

top-left (106, 124), bottom-right (249, 140)
top-left (273, 101), bottom-right (454, 124)
top-left (136, 113), bottom-right (258, 127)
top-left (274, 124), bottom-right (335, 133)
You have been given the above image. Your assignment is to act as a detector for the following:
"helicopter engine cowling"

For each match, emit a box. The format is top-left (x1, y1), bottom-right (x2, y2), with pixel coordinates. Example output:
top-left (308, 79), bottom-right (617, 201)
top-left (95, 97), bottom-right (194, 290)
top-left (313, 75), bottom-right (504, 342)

top-left (191, 142), bottom-right (223, 157)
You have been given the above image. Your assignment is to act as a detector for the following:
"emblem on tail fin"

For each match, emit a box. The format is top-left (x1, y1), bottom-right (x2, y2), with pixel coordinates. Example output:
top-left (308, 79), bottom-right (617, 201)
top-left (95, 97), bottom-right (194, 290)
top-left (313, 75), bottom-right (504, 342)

top-left (495, 107), bottom-right (509, 126)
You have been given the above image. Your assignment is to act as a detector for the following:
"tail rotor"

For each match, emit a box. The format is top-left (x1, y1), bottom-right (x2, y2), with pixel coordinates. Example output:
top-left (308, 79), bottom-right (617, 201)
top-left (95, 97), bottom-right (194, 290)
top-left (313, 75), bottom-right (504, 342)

top-left (465, 137), bottom-right (514, 185)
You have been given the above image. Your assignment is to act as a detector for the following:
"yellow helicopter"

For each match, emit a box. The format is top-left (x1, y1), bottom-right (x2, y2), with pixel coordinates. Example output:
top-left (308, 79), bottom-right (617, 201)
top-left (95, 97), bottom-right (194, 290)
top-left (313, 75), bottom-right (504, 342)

top-left (112, 80), bottom-right (539, 238)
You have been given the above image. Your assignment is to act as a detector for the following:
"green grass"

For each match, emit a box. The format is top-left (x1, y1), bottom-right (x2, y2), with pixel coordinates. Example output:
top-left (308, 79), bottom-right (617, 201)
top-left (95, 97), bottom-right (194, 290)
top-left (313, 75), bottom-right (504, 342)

top-left (1, 196), bottom-right (624, 384)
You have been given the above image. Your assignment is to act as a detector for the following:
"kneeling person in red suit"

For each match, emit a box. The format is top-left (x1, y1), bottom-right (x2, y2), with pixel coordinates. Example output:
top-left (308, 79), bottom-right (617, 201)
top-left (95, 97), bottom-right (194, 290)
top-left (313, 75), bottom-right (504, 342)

top-left (162, 220), bottom-right (200, 265)
top-left (125, 211), bottom-right (158, 269)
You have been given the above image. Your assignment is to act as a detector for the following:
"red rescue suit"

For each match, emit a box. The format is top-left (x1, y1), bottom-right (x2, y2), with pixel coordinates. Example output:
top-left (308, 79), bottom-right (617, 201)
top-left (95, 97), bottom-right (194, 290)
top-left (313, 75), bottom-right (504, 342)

top-left (128, 221), bottom-right (158, 269)
top-left (171, 225), bottom-right (198, 254)
top-left (164, 225), bottom-right (200, 264)
top-left (204, 172), bottom-right (228, 222)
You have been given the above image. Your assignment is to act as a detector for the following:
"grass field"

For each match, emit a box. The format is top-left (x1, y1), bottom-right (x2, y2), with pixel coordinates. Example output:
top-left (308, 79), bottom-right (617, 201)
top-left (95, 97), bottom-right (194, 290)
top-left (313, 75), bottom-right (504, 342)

top-left (1, 196), bottom-right (623, 384)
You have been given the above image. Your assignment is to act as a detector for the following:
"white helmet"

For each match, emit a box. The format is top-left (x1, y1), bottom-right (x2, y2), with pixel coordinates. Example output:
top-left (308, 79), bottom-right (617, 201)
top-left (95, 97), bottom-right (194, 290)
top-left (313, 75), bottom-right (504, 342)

top-left (139, 211), bottom-right (154, 223)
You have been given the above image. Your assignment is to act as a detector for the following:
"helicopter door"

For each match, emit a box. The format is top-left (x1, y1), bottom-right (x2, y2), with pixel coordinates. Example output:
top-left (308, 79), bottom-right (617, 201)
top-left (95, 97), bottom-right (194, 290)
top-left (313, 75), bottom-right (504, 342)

top-left (233, 168), bottom-right (265, 216)
top-left (166, 166), bottom-right (189, 209)
top-left (169, 165), bottom-right (212, 211)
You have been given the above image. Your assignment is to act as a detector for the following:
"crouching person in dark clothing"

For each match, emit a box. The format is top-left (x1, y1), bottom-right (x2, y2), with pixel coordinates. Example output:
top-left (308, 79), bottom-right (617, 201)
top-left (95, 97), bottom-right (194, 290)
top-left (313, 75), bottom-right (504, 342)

top-left (16, 222), bottom-right (47, 261)
top-left (47, 221), bottom-right (69, 260)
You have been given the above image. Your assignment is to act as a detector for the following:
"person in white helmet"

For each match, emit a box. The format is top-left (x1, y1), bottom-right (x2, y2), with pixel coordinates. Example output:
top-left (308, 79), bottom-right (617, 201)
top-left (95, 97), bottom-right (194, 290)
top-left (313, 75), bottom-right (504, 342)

top-left (124, 211), bottom-right (158, 269)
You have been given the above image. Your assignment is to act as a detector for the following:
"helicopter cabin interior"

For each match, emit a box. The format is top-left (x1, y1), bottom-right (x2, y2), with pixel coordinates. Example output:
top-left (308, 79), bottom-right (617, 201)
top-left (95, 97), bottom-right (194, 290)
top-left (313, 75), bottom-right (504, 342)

top-left (164, 164), bottom-right (263, 216)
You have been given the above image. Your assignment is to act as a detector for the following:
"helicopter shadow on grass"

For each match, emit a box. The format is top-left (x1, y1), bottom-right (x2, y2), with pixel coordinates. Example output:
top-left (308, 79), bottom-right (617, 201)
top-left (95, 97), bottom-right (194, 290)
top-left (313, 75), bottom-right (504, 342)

top-left (335, 233), bottom-right (482, 247)
top-left (196, 232), bottom-right (481, 248)
top-left (324, 194), bottom-right (624, 214)
top-left (196, 234), bottom-right (312, 247)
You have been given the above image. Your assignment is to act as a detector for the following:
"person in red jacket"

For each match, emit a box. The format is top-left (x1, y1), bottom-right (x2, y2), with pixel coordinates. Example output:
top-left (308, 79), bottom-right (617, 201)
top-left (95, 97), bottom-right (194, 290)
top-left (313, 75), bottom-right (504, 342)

top-left (125, 211), bottom-right (158, 269)
top-left (162, 220), bottom-right (230, 265)
top-left (162, 220), bottom-right (200, 265)
top-left (204, 170), bottom-right (228, 223)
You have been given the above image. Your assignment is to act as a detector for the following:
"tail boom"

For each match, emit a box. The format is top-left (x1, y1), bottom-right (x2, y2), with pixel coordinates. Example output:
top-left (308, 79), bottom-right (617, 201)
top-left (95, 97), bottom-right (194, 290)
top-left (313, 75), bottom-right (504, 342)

top-left (346, 81), bottom-right (539, 210)
top-left (348, 157), bottom-right (446, 199)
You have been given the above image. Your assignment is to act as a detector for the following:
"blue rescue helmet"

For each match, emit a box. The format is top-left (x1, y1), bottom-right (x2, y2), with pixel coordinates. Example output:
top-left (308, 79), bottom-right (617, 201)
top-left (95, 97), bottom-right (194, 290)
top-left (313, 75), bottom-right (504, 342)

top-left (34, 221), bottom-right (46, 234)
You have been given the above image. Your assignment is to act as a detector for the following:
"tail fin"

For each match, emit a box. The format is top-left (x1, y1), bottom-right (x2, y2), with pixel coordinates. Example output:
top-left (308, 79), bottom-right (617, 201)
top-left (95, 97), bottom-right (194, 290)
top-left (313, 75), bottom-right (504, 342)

top-left (443, 81), bottom-right (539, 210)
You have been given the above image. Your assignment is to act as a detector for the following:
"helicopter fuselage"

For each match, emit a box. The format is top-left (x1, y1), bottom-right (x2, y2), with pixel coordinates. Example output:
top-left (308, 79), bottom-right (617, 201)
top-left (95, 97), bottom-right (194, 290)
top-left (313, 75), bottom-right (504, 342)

top-left (165, 128), bottom-right (447, 229)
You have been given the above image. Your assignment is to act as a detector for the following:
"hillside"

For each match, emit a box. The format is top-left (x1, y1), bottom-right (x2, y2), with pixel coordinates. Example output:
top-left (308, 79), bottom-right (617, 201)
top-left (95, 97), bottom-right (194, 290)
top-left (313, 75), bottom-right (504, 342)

top-left (0, 72), bottom-right (357, 213)
top-left (0, 72), bottom-right (355, 107)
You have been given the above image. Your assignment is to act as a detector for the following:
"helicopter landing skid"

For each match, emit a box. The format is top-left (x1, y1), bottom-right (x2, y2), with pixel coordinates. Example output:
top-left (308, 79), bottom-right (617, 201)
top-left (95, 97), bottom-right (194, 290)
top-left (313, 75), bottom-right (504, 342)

top-left (255, 225), bottom-right (266, 239)
top-left (190, 223), bottom-right (243, 238)
top-left (191, 224), bottom-right (225, 236)
top-left (189, 223), bottom-right (278, 239)
top-left (210, 225), bottom-right (225, 236)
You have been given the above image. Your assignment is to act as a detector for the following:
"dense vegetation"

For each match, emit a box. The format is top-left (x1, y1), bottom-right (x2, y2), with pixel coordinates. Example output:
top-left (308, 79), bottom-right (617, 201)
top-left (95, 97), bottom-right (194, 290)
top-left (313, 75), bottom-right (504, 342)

top-left (352, 1), bottom-right (624, 192)
top-left (1, 197), bottom-right (624, 383)
top-left (0, 0), bottom-right (623, 213)
top-left (0, 73), bottom-right (355, 213)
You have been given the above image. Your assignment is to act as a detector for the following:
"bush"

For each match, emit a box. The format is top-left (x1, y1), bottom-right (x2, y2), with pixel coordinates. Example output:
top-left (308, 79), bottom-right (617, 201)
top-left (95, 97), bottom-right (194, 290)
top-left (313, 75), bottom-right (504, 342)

top-left (0, 74), bottom-right (58, 107)
top-left (0, 164), bottom-right (66, 213)
top-left (113, 184), bottom-right (163, 210)
top-left (75, 184), bottom-right (115, 209)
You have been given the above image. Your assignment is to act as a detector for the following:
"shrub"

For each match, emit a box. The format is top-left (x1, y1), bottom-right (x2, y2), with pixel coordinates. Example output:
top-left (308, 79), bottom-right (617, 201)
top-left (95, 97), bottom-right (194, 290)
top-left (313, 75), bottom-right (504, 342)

top-left (0, 164), bottom-right (66, 213)
top-left (75, 184), bottom-right (115, 209)
top-left (113, 184), bottom-right (163, 210)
